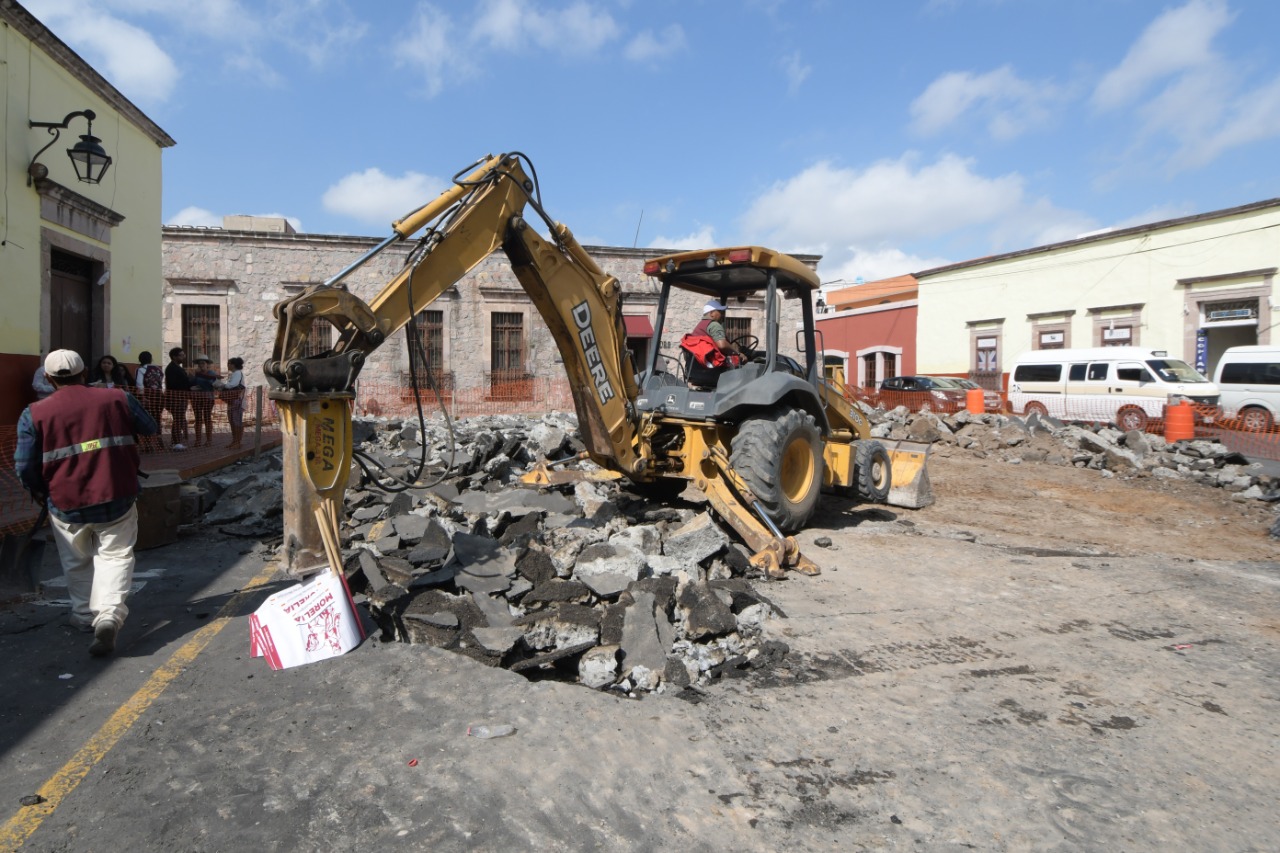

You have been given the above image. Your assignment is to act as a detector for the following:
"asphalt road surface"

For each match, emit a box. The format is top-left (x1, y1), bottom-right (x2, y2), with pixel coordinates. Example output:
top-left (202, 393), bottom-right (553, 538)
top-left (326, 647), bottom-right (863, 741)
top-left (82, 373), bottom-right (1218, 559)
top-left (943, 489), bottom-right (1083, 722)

top-left (0, 451), bottom-right (1276, 852)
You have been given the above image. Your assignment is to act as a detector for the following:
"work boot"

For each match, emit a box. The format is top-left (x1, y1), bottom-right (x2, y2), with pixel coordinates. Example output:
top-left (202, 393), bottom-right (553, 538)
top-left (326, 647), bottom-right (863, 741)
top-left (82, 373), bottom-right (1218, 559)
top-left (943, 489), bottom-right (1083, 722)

top-left (89, 621), bottom-right (118, 658)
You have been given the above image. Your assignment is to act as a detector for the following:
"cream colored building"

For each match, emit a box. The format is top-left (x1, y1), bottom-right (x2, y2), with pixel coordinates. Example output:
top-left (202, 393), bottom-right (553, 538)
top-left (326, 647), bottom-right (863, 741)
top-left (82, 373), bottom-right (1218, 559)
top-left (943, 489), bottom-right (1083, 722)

top-left (915, 199), bottom-right (1279, 383)
top-left (0, 0), bottom-right (174, 424)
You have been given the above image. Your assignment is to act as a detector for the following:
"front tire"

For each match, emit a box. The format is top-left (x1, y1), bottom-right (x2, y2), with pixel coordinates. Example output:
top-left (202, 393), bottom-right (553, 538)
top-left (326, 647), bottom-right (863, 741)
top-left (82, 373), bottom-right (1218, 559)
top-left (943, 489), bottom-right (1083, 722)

top-left (1116, 406), bottom-right (1148, 432)
top-left (854, 441), bottom-right (892, 503)
top-left (730, 408), bottom-right (823, 533)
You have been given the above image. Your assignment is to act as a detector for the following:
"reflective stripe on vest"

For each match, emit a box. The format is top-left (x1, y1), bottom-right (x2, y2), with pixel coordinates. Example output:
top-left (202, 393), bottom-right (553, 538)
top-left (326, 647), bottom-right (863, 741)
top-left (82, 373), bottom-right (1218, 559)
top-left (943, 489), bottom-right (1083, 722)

top-left (42, 434), bottom-right (136, 463)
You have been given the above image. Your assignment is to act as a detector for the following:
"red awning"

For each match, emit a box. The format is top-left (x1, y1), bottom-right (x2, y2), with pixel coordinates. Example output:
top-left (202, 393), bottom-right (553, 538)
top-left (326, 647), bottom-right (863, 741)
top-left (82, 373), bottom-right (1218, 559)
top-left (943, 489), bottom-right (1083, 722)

top-left (623, 315), bottom-right (653, 338)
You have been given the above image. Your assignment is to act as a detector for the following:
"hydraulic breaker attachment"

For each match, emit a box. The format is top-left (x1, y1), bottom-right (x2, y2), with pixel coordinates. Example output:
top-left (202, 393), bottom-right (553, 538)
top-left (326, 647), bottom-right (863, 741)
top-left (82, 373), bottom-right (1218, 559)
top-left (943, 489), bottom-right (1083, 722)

top-left (697, 447), bottom-right (820, 579)
top-left (883, 439), bottom-right (935, 509)
top-left (275, 395), bottom-right (354, 576)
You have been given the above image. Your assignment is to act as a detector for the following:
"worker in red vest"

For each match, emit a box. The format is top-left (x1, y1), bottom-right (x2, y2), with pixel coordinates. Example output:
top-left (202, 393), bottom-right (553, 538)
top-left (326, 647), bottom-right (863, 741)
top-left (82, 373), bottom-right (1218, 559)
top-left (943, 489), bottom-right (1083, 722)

top-left (15, 349), bottom-right (159, 658)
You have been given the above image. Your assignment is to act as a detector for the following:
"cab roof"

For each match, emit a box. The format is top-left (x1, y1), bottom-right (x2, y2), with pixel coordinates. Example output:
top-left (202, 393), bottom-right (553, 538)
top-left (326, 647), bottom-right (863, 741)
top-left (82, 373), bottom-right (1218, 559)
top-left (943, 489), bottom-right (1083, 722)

top-left (643, 246), bottom-right (820, 298)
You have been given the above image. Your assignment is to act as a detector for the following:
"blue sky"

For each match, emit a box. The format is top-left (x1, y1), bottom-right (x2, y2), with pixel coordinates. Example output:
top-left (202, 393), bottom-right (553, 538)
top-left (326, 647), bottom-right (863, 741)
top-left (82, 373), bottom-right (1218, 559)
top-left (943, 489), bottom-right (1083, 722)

top-left (24, 0), bottom-right (1280, 286)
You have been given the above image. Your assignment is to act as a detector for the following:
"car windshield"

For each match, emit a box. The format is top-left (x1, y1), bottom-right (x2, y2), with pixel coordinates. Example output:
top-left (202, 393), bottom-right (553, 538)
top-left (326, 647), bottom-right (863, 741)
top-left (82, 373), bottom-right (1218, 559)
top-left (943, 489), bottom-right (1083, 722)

top-left (1146, 359), bottom-right (1209, 383)
top-left (928, 377), bottom-right (965, 389)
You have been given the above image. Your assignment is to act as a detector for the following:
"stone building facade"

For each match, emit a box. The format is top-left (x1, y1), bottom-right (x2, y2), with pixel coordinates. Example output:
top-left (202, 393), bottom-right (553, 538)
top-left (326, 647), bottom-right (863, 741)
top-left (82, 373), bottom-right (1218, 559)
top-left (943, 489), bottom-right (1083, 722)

top-left (161, 219), bottom-right (813, 400)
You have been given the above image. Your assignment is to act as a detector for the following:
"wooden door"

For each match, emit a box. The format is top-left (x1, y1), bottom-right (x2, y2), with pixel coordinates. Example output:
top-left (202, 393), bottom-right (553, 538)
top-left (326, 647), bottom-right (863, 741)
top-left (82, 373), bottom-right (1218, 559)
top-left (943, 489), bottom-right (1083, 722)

top-left (51, 250), bottom-right (93, 361)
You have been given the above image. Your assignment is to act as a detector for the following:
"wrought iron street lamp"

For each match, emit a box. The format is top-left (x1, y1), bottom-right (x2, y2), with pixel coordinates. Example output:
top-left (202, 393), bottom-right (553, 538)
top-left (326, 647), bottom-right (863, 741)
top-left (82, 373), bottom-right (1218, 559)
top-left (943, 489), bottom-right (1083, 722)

top-left (28, 109), bottom-right (113, 185)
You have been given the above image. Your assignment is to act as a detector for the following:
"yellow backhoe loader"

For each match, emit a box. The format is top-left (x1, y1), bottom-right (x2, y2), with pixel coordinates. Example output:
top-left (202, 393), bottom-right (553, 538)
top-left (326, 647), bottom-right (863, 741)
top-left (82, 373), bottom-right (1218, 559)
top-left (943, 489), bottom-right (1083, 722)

top-left (265, 153), bottom-right (932, 580)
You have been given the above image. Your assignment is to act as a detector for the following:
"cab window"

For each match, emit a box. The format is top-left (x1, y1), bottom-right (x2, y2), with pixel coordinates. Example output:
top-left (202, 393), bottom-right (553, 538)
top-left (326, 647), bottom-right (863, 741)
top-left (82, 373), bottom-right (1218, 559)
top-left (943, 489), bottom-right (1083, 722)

top-left (1116, 363), bottom-right (1153, 383)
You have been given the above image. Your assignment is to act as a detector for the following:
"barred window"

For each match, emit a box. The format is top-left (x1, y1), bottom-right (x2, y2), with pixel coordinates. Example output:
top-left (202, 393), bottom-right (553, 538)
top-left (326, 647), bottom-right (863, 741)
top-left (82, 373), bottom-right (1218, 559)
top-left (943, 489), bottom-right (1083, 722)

top-left (181, 305), bottom-right (220, 365)
top-left (724, 317), bottom-right (752, 341)
top-left (491, 312), bottom-right (524, 379)
top-left (410, 310), bottom-right (444, 373)
top-left (882, 351), bottom-right (897, 380)
top-left (303, 322), bottom-right (333, 358)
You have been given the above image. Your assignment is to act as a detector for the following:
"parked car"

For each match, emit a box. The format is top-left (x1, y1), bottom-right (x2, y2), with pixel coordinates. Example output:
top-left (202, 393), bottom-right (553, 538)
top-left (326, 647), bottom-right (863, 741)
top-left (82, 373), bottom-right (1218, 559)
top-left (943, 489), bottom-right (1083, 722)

top-left (876, 376), bottom-right (968, 413)
top-left (945, 377), bottom-right (1004, 413)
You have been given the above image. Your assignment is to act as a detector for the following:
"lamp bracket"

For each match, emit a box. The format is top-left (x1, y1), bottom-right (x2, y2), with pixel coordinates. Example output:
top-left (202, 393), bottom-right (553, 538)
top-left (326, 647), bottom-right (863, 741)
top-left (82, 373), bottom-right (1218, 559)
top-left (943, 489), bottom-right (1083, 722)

top-left (28, 109), bottom-right (100, 186)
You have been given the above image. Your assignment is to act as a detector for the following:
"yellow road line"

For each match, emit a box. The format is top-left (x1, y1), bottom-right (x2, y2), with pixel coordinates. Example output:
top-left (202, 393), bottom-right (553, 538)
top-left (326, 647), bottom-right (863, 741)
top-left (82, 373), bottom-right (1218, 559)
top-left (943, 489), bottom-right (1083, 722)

top-left (0, 564), bottom-right (279, 850)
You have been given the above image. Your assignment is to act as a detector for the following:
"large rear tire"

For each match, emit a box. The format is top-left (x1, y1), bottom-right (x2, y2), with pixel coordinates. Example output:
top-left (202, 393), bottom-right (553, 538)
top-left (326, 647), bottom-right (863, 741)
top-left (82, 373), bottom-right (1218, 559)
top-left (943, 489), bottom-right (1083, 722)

top-left (730, 408), bottom-right (823, 533)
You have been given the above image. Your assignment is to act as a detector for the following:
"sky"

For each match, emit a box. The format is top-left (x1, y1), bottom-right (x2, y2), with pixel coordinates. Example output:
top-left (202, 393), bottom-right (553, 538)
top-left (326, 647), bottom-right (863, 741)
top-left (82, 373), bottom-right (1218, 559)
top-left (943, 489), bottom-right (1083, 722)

top-left (23, 0), bottom-right (1280, 288)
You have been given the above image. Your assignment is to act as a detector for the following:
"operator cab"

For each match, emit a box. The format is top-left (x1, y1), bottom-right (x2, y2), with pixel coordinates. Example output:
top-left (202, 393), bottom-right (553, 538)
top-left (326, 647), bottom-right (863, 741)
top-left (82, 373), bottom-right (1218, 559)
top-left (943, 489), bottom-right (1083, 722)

top-left (635, 246), bottom-right (824, 424)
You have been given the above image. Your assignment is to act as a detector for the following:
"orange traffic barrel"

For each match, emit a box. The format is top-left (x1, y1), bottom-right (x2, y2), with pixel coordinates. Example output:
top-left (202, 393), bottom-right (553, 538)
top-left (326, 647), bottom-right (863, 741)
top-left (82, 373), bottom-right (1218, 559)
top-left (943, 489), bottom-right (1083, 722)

top-left (966, 388), bottom-right (985, 415)
top-left (1165, 400), bottom-right (1194, 441)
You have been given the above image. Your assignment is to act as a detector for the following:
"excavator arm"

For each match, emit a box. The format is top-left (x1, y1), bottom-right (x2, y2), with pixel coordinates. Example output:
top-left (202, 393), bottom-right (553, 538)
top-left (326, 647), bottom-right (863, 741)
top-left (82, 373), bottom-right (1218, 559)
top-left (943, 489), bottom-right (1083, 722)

top-left (266, 154), bottom-right (650, 573)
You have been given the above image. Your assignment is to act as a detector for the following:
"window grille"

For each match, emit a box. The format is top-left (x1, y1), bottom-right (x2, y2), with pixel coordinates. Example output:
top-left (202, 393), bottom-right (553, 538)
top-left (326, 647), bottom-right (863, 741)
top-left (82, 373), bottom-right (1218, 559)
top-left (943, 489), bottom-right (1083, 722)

top-left (491, 312), bottom-right (525, 382)
top-left (181, 305), bottom-right (220, 365)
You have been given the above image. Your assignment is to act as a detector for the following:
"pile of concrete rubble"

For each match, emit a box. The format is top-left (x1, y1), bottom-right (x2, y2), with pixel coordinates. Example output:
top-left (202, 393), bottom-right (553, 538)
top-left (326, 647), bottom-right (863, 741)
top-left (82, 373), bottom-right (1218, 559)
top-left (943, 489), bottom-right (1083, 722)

top-left (875, 405), bottom-right (1280, 502)
top-left (200, 413), bottom-right (788, 696)
top-left (194, 405), bottom-right (1278, 692)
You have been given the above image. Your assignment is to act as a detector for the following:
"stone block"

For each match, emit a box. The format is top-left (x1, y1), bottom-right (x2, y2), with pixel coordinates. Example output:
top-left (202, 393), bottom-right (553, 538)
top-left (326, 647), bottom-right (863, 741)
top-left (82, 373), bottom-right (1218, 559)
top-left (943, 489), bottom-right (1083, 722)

top-left (578, 645), bottom-right (619, 689)
top-left (662, 512), bottom-right (728, 566)
top-left (677, 581), bottom-right (738, 640)
top-left (573, 542), bottom-right (648, 582)
top-left (619, 591), bottom-right (668, 676)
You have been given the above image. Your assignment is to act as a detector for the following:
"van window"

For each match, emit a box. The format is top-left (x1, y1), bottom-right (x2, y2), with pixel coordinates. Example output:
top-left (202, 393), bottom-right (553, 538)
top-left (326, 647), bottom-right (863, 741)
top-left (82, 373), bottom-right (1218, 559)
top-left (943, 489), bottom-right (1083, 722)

top-left (1146, 359), bottom-right (1207, 383)
top-left (1013, 364), bottom-right (1061, 382)
top-left (1116, 363), bottom-right (1153, 383)
top-left (1220, 361), bottom-right (1280, 385)
top-left (1087, 363), bottom-right (1108, 381)
top-left (1068, 363), bottom-right (1086, 381)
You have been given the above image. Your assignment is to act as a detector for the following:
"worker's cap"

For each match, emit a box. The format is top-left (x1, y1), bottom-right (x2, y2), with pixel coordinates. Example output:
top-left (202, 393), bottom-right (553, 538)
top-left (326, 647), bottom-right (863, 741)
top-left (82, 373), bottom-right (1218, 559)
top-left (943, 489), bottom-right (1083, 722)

top-left (703, 299), bottom-right (727, 313)
top-left (194, 353), bottom-right (211, 363)
top-left (44, 349), bottom-right (84, 377)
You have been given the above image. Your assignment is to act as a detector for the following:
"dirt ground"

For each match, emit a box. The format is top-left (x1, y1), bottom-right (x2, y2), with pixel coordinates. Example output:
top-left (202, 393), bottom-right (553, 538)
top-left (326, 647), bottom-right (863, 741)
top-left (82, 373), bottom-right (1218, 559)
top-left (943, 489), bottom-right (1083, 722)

top-left (899, 446), bottom-right (1278, 562)
top-left (3, 450), bottom-right (1278, 851)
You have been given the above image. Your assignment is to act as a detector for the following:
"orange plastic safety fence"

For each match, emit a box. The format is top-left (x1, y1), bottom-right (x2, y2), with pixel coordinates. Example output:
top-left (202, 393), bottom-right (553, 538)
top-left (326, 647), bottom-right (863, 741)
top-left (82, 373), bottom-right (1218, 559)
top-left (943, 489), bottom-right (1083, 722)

top-left (0, 387), bottom-right (283, 538)
top-left (352, 377), bottom-right (577, 420)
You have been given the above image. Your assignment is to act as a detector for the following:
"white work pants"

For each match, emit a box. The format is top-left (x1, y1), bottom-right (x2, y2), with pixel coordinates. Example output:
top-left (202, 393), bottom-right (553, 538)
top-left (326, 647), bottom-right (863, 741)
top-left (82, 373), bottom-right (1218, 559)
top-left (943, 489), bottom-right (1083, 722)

top-left (49, 505), bottom-right (138, 630)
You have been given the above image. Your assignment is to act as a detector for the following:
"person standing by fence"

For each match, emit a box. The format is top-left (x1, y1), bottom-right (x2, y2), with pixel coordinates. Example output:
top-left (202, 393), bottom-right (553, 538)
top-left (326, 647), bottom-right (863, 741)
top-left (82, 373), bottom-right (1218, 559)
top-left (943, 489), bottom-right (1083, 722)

top-left (191, 354), bottom-right (218, 447)
top-left (134, 351), bottom-right (165, 452)
top-left (216, 357), bottom-right (247, 449)
top-left (164, 347), bottom-right (192, 451)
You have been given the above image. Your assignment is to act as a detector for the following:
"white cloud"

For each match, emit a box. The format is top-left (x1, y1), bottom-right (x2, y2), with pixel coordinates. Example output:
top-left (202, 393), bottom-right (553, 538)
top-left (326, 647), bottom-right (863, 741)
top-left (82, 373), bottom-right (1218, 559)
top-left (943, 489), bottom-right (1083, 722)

top-left (26, 0), bottom-right (179, 104)
top-left (817, 247), bottom-right (951, 285)
top-left (738, 154), bottom-right (1095, 278)
top-left (1090, 0), bottom-right (1280, 173)
top-left (648, 226), bottom-right (717, 252)
top-left (624, 25), bottom-right (687, 63)
top-left (392, 4), bottom-right (464, 98)
top-left (1092, 0), bottom-right (1233, 111)
top-left (166, 206), bottom-right (222, 227)
top-left (910, 65), bottom-right (1060, 140)
top-left (741, 154), bottom-right (1025, 251)
top-left (1180, 75), bottom-right (1280, 169)
top-left (472, 0), bottom-right (619, 55)
top-left (322, 168), bottom-right (451, 226)
top-left (781, 52), bottom-right (811, 96)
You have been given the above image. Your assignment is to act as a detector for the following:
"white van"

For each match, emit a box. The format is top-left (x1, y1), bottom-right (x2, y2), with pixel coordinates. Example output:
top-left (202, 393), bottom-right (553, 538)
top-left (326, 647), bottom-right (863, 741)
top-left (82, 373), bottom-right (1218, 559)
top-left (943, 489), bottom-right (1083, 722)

top-left (1212, 346), bottom-right (1280, 431)
top-left (1009, 346), bottom-right (1219, 431)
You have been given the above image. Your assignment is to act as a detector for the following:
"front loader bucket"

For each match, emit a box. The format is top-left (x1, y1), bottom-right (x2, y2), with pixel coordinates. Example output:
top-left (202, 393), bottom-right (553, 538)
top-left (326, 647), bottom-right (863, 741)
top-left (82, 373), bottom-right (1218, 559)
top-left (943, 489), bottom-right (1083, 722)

top-left (884, 440), bottom-right (934, 509)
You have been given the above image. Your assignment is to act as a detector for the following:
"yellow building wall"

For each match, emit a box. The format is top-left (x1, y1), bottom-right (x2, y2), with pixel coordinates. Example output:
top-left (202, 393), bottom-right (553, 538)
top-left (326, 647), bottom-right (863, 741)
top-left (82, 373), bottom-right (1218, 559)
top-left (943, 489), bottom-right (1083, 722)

top-left (916, 205), bottom-right (1280, 375)
top-left (1, 15), bottom-right (165, 362)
